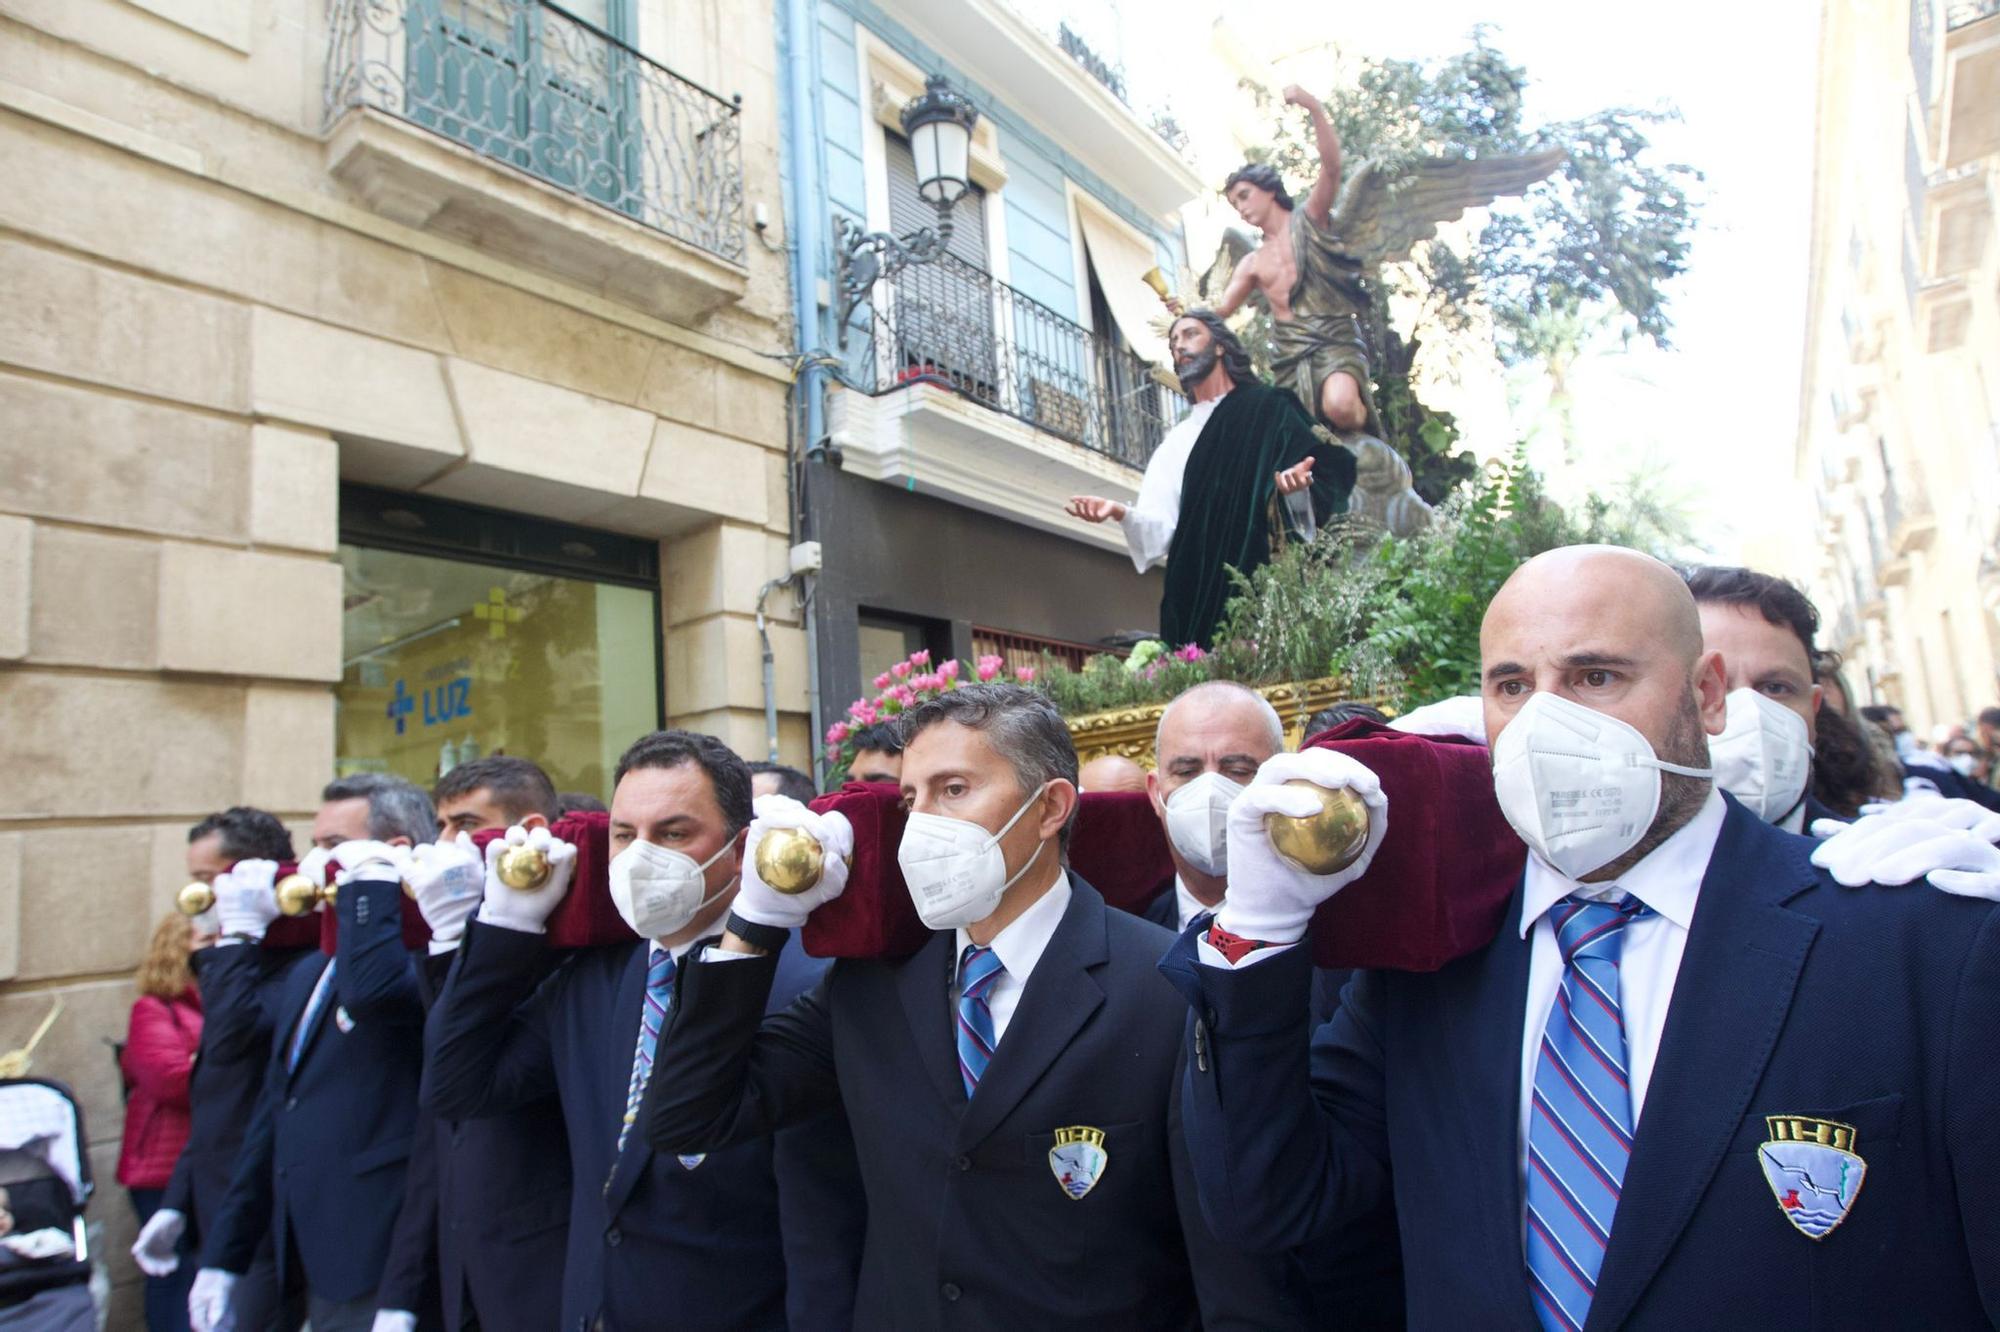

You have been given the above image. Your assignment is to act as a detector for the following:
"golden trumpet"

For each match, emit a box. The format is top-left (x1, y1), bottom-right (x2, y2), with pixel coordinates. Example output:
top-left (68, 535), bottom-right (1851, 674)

top-left (276, 873), bottom-right (334, 918)
top-left (176, 881), bottom-right (216, 917)
top-left (1140, 266), bottom-right (1172, 302)
top-left (753, 826), bottom-right (843, 895)
top-left (494, 843), bottom-right (553, 891)
top-left (1262, 781), bottom-right (1372, 876)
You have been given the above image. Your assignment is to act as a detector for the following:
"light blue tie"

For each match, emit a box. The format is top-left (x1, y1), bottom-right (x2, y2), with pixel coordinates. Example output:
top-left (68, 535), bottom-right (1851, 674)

top-left (617, 948), bottom-right (676, 1152)
top-left (955, 944), bottom-right (1003, 1099)
top-left (1525, 894), bottom-right (1653, 1331)
top-left (287, 960), bottom-right (335, 1073)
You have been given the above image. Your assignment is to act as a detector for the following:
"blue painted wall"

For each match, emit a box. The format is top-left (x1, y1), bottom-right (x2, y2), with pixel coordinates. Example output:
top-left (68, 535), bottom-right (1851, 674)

top-left (801, 0), bottom-right (1184, 342)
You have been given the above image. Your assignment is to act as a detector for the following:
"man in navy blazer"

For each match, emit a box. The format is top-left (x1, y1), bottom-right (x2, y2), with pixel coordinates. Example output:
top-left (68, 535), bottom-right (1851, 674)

top-left (135, 808), bottom-right (312, 1332)
top-left (1165, 546), bottom-right (2000, 1330)
top-left (376, 757), bottom-right (574, 1332)
top-left (644, 685), bottom-right (1311, 1330)
top-left (423, 731), bottom-right (862, 1332)
top-left (189, 776), bottom-right (440, 1332)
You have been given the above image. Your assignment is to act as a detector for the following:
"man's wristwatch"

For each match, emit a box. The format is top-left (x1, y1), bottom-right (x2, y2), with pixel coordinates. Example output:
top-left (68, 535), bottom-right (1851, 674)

top-left (724, 911), bottom-right (789, 955)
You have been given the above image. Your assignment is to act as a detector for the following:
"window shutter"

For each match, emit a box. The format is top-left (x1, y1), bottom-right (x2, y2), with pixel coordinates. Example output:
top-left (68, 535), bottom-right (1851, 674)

top-left (885, 134), bottom-right (987, 269)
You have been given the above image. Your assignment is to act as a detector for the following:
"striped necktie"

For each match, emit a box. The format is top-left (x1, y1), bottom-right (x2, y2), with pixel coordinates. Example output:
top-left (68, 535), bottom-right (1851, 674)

top-left (287, 959), bottom-right (336, 1073)
top-left (1525, 894), bottom-right (1653, 1332)
top-left (617, 947), bottom-right (676, 1152)
top-left (955, 944), bottom-right (1004, 1099)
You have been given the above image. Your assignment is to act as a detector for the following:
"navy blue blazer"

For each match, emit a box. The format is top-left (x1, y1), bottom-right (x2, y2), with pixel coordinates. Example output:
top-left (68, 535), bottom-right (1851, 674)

top-left (1164, 798), bottom-right (2000, 1329)
top-left (200, 878), bottom-right (428, 1305)
top-left (378, 951), bottom-right (571, 1332)
top-left (423, 920), bottom-right (860, 1332)
top-left (644, 874), bottom-right (1311, 1331)
top-left (160, 942), bottom-right (313, 1234)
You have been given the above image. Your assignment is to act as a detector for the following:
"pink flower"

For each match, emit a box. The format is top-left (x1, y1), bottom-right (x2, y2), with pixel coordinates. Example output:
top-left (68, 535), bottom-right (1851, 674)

top-left (873, 671), bottom-right (893, 690)
top-left (938, 659), bottom-right (961, 682)
top-left (910, 649), bottom-right (932, 667)
top-left (1174, 643), bottom-right (1206, 662)
top-left (891, 661), bottom-right (912, 680)
top-left (825, 721), bottom-right (850, 745)
top-left (854, 700), bottom-right (880, 725)
top-left (1015, 665), bottom-right (1037, 684)
top-left (891, 684), bottom-right (917, 707)
top-left (912, 673), bottom-right (943, 691)
top-left (976, 654), bottom-right (1004, 682)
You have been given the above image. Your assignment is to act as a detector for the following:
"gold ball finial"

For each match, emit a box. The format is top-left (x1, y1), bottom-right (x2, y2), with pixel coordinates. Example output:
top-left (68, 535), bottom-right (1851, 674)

top-left (177, 881), bottom-right (216, 917)
top-left (1262, 781), bottom-right (1372, 876)
top-left (494, 843), bottom-right (553, 891)
top-left (754, 826), bottom-right (827, 895)
top-left (275, 873), bottom-right (331, 917)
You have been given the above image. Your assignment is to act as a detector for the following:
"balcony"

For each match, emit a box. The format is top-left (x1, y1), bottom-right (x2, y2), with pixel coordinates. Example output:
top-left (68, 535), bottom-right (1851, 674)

top-left (322, 0), bottom-right (748, 321)
top-left (828, 249), bottom-right (1174, 553)
top-left (1938, 0), bottom-right (2000, 169)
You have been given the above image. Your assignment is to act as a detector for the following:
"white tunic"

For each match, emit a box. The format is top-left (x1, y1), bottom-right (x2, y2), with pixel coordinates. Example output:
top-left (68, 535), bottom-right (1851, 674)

top-left (1116, 395), bottom-right (1225, 574)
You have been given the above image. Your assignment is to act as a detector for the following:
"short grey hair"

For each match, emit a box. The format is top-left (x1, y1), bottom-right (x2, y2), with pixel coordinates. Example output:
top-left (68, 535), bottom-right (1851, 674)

top-left (1155, 680), bottom-right (1286, 758)
top-left (898, 684), bottom-right (1080, 852)
top-left (322, 773), bottom-right (436, 845)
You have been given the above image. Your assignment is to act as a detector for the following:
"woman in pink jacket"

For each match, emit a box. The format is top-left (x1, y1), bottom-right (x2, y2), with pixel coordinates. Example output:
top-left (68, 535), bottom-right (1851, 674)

top-left (118, 913), bottom-right (204, 1331)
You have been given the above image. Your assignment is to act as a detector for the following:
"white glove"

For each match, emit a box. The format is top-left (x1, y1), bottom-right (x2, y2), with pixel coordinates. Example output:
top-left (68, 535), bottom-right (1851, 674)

top-left (1215, 748), bottom-right (1389, 945)
top-left (1831, 792), bottom-right (2000, 844)
top-left (329, 839), bottom-right (413, 887)
top-left (130, 1206), bottom-right (185, 1277)
top-left (297, 845), bottom-right (335, 889)
top-left (1811, 813), bottom-right (2000, 900)
top-left (407, 834), bottom-right (485, 949)
top-left (1389, 695), bottom-right (1487, 743)
top-left (188, 1268), bottom-right (237, 1332)
top-left (370, 1312), bottom-right (418, 1332)
top-left (734, 796), bottom-right (855, 930)
top-left (475, 825), bottom-right (576, 934)
top-left (214, 862), bottom-right (281, 941)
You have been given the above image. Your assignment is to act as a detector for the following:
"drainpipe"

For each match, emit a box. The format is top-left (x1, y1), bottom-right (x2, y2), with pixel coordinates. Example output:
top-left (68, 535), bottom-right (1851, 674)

top-left (755, 575), bottom-right (791, 762)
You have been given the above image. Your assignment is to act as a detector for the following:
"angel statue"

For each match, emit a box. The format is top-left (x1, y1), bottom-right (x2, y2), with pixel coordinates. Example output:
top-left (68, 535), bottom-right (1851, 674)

top-left (1173, 86), bottom-right (1565, 537)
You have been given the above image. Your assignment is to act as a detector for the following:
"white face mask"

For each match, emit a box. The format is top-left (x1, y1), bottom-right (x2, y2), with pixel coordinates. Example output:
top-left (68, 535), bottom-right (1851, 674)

top-left (1163, 771), bottom-right (1244, 877)
top-left (1949, 753), bottom-right (1979, 779)
top-left (1491, 691), bottom-right (1713, 880)
top-left (608, 838), bottom-right (736, 941)
top-left (897, 783), bottom-right (1051, 931)
top-left (1709, 688), bottom-right (1813, 824)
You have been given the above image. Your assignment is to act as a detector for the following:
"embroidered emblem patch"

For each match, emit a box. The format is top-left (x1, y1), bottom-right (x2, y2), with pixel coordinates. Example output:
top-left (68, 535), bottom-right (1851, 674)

top-left (1048, 1126), bottom-right (1108, 1200)
top-left (333, 1006), bottom-right (355, 1034)
top-left (1757, 1116), bottom-right (1865, 1240)
top-left (677, 1154), bottom-right (706, 1171)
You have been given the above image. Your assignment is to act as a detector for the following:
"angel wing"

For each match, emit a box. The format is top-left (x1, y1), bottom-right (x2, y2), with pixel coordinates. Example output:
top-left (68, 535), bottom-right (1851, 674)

top-left (1197, 225), bottom-right (1261, 302)
top-left (1328, 147), bottom-right (1567, 269)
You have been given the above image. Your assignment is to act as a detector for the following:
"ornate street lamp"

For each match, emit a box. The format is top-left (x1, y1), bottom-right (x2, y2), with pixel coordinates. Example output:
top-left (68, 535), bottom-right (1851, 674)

top-left (833, 74), bottom-right (981, 345)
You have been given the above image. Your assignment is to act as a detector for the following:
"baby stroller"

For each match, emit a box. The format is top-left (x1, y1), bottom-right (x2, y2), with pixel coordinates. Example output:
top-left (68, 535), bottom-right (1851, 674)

top-left (0, 1077), bottom-right (94, 1331)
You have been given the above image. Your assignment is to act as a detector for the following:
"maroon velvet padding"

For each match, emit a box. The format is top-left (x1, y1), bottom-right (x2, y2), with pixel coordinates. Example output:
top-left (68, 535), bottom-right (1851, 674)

top-left (799, 784), bottom-right (1176, 959)
top-left (263, 915), bottom-right (322, 952)
top-left (1301, 719), bottom-right (1522, 971)
top-left (468, 812), bottom-right (638, 951)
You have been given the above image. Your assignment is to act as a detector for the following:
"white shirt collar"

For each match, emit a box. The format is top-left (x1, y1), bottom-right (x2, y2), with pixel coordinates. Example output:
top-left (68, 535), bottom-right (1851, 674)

top-left (956, 871), bottom-right (1072, 985)
top-left (1173, 876), bottom-right (1213, 933)
top-left (1519, 787), bottom-right (1727, 938)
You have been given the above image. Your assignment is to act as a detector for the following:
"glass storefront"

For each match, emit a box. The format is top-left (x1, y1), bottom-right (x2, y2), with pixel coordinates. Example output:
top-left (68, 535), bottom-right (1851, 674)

top-left (336, 488), bottom-right (661, 799)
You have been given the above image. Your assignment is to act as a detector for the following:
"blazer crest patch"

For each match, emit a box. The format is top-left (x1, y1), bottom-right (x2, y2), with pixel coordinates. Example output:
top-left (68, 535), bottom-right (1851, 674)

top-left (1757, 1115), bottom-right (1865, 1240)
top-left (1048, 1126), bottom-right (1108, 1200)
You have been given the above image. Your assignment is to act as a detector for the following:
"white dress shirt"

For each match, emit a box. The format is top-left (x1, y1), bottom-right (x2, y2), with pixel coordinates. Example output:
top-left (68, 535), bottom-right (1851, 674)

top-left (1173, 876), bottom-right (1213, 933)
top-left (953, 873), bottom-right (1072, 1048)
top-left (1117, 395), bottom-right (1224, 573)
top-left (1515, 788), bottom-right (1726, 1220)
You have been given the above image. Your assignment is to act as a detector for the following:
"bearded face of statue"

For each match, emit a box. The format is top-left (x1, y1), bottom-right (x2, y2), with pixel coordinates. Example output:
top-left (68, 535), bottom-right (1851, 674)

top-left (1170, 318), bottom-right (1219, 395)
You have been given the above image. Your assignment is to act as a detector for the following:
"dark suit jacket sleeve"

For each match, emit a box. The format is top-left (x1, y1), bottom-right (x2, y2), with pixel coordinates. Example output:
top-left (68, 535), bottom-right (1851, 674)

top-left (1163, 926), bottom-right (1391, 1252)
top-left (196, 1050), bottom-right (282, 1274)
top-left (333, 878), bottom-right (426, 1025)
top-left (1948, 905), bottom-right (2000, 1320)
top-left (642, 951), bottom-right (842, 1154)
top-left (193, 942), bottom-right (278, 1064)
top-left (423, 920), bottom-right (560, 1120)
top-left (374, 1105), bottom-right (442, 1316)
top-left (159, 1146), bottom-right (194, 1218)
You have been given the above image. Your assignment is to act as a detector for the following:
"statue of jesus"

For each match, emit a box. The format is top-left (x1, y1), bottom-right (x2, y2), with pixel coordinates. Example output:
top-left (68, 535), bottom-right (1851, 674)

top-left (1065, 310), bottom-right (1354, 649)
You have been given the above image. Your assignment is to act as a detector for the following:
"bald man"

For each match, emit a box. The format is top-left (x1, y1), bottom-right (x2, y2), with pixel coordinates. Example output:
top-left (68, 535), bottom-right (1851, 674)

top-left (1078, 754), bottom-right (1149, 794)
top-left (1164, 545), bottom-right (2000, 1331)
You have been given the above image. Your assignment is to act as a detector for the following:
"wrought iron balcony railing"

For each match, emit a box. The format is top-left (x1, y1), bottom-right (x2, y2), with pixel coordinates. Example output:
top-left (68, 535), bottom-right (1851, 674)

top-left (842, 248), bottom-right (1172, 470)
top-left (1947, 0), bottom-right (2000, 29)
top-left (323, 0), bottom-right (747, 265)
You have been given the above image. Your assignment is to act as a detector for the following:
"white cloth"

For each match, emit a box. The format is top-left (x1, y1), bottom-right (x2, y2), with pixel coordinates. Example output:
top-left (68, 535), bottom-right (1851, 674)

top-left (1173, 877), bottom-right (1213, 933)
top-left (1515, 788), bottom-right (1725, 1227)
top-left (1117, 396), bottom-right (1224, 573)
top-left (953, 874), bottom-right (1072, 1047)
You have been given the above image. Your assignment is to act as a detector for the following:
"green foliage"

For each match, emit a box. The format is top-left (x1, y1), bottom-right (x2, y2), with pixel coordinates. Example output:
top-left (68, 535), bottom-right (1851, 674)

top-left (1032, 648), bottom-right (1216, 716)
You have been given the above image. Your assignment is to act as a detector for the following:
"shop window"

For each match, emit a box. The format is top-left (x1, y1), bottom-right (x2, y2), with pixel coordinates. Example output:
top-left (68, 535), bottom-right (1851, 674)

top-left (337, 486), bottom-right (661, 800)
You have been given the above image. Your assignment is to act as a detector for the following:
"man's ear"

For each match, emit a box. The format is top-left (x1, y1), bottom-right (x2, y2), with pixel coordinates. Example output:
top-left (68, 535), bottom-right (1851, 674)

top-left (1694, 649), bottom-right (1729, 735)
top-left (1037, 780), bottom-right (1078, 845)
top-left (1145, 769), bottom-right (1166, 821)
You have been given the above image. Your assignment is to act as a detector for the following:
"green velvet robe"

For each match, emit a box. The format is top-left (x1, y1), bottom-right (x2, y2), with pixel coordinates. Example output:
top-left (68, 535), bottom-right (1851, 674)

top-left (1160, 383), bottom-right (1355, 648)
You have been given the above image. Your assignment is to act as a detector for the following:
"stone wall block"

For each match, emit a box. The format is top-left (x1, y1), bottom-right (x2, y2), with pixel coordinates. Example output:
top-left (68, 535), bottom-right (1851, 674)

top-left (638, 419), bottom-right (769, 525)
top-left (15, 826), bottom-right (156, 982)
top-left (156, 544), bottom-right (342, 681)
top-left (0, 515), bottom-right (29, 661)
top-left (241, 686), bottom-right (336, 812)
top-left (28, 526), bottom-right (160, 668)
top-left (0, 833), bottom-right (20, 980)
top-left (0, 673), bottom-right (244, 819)
top-left (249, 424), bottom-right (340, 554)
top-left (248, 308), bottom-right (462, 478)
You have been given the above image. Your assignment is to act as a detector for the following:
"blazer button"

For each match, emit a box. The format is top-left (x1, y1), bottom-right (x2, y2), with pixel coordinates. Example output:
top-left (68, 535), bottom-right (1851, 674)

top-left (953, 1155), bottom-right (971, 1172)
top-left (605, 1226), bottom-right (622, 1247)
top-left (940, 1282), bottom-right (961, 1302)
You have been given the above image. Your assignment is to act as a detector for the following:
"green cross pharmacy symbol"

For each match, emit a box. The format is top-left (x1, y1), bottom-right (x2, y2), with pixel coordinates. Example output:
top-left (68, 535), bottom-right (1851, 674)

top-left (472, 588), bottom-right (524, 639)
